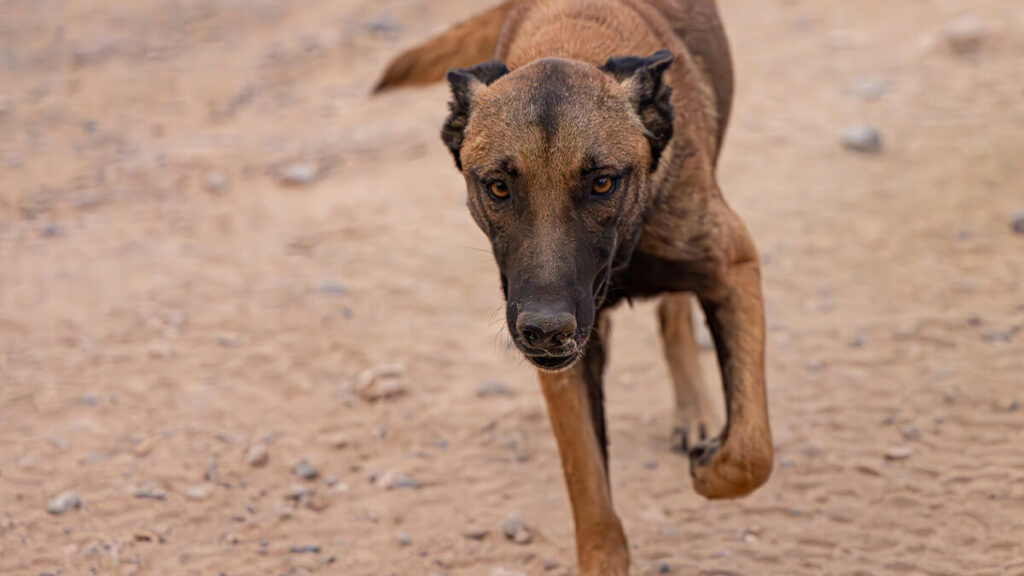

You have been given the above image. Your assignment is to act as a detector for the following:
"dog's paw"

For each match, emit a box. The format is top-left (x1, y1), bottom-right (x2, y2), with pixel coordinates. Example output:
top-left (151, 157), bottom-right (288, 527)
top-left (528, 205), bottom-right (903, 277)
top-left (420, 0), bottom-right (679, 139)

top-left (689, 435), bottom-right (772, 500)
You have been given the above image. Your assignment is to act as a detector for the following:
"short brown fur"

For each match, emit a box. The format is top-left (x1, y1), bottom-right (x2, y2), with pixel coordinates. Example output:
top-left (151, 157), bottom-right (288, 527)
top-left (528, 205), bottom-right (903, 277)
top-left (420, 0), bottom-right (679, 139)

top-left (377, 2), bottom-right (772, 573)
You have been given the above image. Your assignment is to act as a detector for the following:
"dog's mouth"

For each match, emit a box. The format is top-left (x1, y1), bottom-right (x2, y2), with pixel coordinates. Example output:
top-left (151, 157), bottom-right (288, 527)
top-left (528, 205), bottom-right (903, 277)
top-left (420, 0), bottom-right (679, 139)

top-left (525, 352), bottom-right (580, 372)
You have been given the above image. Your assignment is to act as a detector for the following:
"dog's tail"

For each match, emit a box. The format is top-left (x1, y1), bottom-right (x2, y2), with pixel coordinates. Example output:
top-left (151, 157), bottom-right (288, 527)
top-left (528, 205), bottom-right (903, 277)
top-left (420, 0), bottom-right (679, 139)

top-left (373, 1), bottom-right (514, 93)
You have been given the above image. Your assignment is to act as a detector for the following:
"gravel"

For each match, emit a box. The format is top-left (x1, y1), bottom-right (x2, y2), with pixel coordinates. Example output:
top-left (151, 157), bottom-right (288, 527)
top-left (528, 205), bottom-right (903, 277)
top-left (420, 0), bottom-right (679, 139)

top-left (841, 125), bottom-right (883, 154)
top-left (46, 490), bottom-right (82, 514)
top-left (245, 443), bottom-right (270, 467)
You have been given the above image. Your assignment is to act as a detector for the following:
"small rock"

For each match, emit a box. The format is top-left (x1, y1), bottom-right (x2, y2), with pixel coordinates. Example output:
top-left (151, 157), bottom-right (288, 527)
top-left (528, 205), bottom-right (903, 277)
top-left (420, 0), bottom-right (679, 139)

top-left (501, 514), bottom-right (532, 544)
top-left (290, 544), bottom-right (321, 554)
top-left (215, 333), bottom-right (241, 348)
top-left (76, 394), bottom-right (101, 406)
top-left (277, 162), bottom-right (320, 186)
top-left (204, 458), bottom-right (220, 482)
top-left (396, 532), bottom-right (412, 546)
top-left (205, 172), bottom-right (229, 194)
top-left (354, 363), bottom-right (407, 402)
top-left (317, 280), bottom-right (348, 296)
top-left (995, 398), bottom-right (1020, 413)
top-left (476, 380), bottom-right (517, 398)
top-left (847, 77), bottom-right (890, 101)
top-left (46, 490), bottom-right (82, 515)
top-left (983, 328), bottom-right (1019, 343)
top-left (305, 492), bottom-right (331, 512)
top-left (464, 528), bottom-right (490, 541)
top-left (287, 484), bottom-right (314, 500)
top-left (945, 16), bottom-right (986, 56)
top-left (841, 125), bottom-right (883, 154)
top-left (885, 446), bottom-right (913, 461)
top-left (363, 14), bottom-right (401, 36)
top-left (133, 483), bottom-right (167, 500)
top-left (491, 569), bottom-right (527, 576)
top-left (658, 563), bottom-right (673, 574)
top-left (497, 432), bottom-right (531, 462)
top-left (899, 426), bottom-right (922, 441)
top-left (542, 559), bottom-right (560, 571)
top-left (133, 438), bottom-right (153, 457)
top-left (245, 443), bottom-right (270, 467)
top-left (185, 485), bottom-right (212, 501)
top-left (293, 459), bottom-right (319, 480)
top-left (323, 433), bottom-right (350, 450)
top-left (133, 529), bottom-right (163, 543)
top-left (375, 472), bottom-right (422, 490)
top-left (1012, 211), bottom-right (1024, 235)
top-left (39, 223), bottom-right (61, 238)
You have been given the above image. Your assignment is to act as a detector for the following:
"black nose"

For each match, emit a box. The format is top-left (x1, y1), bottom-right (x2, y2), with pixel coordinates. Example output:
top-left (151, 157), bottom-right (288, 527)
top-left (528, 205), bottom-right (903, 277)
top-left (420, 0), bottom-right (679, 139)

top-left (516, 311), bottom-right (577, 350)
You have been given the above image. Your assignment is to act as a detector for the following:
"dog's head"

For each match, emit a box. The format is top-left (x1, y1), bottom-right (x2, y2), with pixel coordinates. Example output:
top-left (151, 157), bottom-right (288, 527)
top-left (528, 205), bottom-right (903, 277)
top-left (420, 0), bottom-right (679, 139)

top-left (442, 52), bottom-right (674, 371)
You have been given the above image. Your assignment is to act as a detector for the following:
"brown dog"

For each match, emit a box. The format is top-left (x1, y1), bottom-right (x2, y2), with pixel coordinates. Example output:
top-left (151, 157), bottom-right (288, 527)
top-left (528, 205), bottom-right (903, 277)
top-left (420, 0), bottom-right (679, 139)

top-left (376, 1), bottom-right (772, 572)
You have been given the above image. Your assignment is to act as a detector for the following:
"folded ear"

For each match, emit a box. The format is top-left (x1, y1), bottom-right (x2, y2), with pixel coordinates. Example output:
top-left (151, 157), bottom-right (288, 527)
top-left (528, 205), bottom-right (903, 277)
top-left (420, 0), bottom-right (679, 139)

top-left (601, 50), bottom-right (675, 170)
top-left (440, 60), bottom-right (509, 170)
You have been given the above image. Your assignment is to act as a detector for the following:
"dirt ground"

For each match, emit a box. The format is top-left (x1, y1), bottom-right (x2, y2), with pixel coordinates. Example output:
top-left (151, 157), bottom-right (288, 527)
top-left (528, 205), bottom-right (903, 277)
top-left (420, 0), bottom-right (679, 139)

top-left (2, 1), bottom-right (1023, 574)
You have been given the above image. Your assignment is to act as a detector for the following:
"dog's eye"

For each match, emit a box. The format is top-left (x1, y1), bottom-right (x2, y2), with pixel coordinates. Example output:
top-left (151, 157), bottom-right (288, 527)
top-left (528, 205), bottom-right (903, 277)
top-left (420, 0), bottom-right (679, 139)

top-left (489, 180), bottom-right (510, 200)
top-left (592, 177), bottom-right (617, 195)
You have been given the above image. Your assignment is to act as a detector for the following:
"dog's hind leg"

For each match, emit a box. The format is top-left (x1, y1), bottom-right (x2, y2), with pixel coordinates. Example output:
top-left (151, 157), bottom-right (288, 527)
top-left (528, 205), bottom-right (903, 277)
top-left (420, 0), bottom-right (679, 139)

top-left (658, 292), bottom-right (725, 454)
top-left (538, 314), bottom-right (629, 575)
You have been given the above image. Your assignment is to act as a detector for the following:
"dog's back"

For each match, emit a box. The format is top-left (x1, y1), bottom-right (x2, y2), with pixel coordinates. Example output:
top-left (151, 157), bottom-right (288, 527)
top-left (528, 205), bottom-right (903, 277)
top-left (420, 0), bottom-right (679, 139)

top-left (376, 0), bottom-right (732, 153)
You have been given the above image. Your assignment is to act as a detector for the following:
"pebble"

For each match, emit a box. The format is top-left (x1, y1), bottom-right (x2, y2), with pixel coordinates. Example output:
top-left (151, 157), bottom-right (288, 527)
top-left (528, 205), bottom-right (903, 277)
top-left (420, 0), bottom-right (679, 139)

top-left (945, 16), bottom-right (986, 56)
top-left (293, 459), bottom-right (319, 480)
top-left (994, 398), bottom-right (1019, 413)
top-left (847, 77), bottom-right (890, 101)
top-left (324, 433), bottom-right (349, 450)
top-left (464, 528), bottom-right (490, 541)
top-left (363, 14), bottom-right (402, 36)
top-left (245, 443), bottom-right (270, 467)
top-left (501, 514), bottom-right (532, 544)
top-left (899, 426), bottom-right (922, 441)
top-left (277, 162), bottom-right (320, 186)
top-left (290, 544), bottom-right (321, 554)
top-left (885, 446), bottom-right (914, 461)
top-left (354, 364), bottom-right (407, 402)
top-left (287, 484), bottom-right (314, 500)
top-left (205, 172), bottom-right (229, 194)
top-left (476, 380), bottom-right (518, 398)
top-left (1012, 211), bottom-right (1024, 235)
top-left (184, 484), bottom-right (211, 500)
top-left (658, 563), bottom-right (673, 573)
top-left (542, 559), bottom-right (560, 571)
top-left (204, 458), bottom-right (220, 482)
top-left (491, 569), bottom-right (527, 576)
top-left (375, 472), bottom-right (422, 490)
top-left (317, 280), bottom-right (348, 296)
top-left (133, 483), bottom-right (167, 500)
top-left (396, 532), bottom-right (412, 546)
top-left (841, 125), bottom-right (883, 154)
top-left (46, 490), bottom-right (82, 515)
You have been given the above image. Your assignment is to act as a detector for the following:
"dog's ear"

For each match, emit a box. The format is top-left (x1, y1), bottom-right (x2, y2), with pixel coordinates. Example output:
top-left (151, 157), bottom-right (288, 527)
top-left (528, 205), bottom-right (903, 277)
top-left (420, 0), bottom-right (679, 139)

top-left (441, 60), bottom-right (509, 170)
top-left (601, 50), bottom-right (675, 170)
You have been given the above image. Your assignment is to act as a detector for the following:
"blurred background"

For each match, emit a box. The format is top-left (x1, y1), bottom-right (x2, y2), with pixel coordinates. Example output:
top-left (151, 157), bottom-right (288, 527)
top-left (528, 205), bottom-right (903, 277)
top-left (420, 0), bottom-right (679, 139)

top-left (1, 0), bottom-right (1023, 574)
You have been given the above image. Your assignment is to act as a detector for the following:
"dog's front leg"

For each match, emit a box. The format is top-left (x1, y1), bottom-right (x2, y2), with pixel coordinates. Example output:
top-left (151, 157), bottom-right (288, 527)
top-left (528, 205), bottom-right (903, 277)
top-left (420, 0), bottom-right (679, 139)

top-left (538, 317), bottom-right (629, 575)
top-left (690, 221), bottom-right (774, 499)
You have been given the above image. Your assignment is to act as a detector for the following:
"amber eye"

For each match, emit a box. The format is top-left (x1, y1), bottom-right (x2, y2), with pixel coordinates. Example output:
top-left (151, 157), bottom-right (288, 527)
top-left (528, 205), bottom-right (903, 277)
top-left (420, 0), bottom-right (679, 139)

top-left (592, 176), bottom-right (615, 195)
top-left (489, 180), bottom-right (510, 199)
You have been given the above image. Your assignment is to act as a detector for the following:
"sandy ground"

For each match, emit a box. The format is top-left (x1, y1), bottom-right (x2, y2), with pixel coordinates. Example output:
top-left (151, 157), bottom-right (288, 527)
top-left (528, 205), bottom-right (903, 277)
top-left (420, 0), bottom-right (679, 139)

top-left (2, 1), bottom-right (1024, 574)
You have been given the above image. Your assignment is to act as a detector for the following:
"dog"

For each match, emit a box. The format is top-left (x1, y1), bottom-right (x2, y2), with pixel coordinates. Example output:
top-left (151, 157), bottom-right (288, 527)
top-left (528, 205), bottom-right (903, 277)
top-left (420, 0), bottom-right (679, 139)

top-left (376, 1), bottom-right (773, 572)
